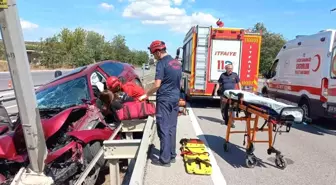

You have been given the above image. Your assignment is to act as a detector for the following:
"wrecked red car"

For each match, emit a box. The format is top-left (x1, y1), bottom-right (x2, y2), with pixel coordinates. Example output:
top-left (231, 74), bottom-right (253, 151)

top-left (0, 60), bottom-right (142, 184)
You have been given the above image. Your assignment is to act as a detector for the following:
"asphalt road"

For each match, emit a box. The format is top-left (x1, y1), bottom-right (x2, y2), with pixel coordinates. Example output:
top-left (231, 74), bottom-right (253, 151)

top-left (143, 80), bottom-right (336, 185)
top-left (1, 67), bottom-right (154, 115)
top-left (2, 71), bottom-right (336, 185)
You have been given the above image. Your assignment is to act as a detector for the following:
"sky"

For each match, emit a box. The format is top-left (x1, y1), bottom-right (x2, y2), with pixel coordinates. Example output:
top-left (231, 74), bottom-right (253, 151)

top-left (12, 0), bottom-right (336, 54)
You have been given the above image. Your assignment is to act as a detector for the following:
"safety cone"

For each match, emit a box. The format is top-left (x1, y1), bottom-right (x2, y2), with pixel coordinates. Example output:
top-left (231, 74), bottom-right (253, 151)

top-left (8, 80), bottom-right (12, 89)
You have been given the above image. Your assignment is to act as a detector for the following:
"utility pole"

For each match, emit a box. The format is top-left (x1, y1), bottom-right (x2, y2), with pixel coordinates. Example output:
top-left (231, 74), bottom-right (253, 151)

top-left (0, 0), bottom-right (52, 184)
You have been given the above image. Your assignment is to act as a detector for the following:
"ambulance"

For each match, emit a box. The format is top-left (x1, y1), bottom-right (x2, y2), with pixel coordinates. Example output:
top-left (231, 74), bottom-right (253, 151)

top-left (261, 29), bottom-right (336, 119)
top-left (176, 19), bottom-right (262, 100)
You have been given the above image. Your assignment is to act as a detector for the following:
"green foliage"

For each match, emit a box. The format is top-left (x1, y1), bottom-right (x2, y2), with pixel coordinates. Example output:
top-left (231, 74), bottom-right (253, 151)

top-left (0, 28), bottom-right (149, 68)
top-left (36, 28), bottom-right (150, 68)
top-left (252, 23), bottom-right (287, 74)
top-left (0, 23), bottom-right (284, 74)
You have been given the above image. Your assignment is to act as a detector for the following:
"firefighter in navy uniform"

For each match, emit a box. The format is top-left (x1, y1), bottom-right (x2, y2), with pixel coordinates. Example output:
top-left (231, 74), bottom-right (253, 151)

top-left (215, 63), bottom-right (241, 128)
top-left (139, 40), bottom-right (182, 167)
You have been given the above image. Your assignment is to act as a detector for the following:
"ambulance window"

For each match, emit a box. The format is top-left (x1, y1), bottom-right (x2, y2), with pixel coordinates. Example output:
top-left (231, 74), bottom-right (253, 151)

top-left (331, 47), bottom-right (336, 78)
top-left (269, 59), bottom-right (279, 78)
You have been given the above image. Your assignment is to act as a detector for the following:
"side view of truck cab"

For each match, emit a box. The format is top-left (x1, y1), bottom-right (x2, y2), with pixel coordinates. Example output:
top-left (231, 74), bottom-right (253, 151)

top-left (262, 29), bottom-right (336, 120)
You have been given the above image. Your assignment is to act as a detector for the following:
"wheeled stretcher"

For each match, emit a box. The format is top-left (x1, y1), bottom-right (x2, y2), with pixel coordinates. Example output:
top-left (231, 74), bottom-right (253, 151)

top-left (222, 90), bottom-right (312, 169)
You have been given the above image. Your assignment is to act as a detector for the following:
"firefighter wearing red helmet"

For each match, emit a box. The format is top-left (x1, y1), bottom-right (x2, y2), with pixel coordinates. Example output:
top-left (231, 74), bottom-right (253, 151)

top-left (106, 76), bottom-right (145, 100)
top-left (139, 40), bottom-right (182, 167)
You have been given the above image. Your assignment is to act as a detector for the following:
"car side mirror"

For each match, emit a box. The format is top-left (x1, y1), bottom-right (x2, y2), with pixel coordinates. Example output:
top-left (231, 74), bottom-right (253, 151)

top-left (54, 70), bottom-right (62, 78)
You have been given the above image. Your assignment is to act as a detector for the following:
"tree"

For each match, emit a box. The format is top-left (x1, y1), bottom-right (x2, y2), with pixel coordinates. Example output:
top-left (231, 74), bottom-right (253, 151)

top-left (252, 23), bottom-right (286, 74)
top-left (33, 27), bottom-right (149, 68)
top-left (86, 31), bottom-right (105, 61)
top-left (110, 34), bottom-right (130, 62)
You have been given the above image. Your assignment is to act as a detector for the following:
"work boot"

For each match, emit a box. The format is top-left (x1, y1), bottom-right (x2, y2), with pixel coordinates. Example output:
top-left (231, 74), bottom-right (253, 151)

top-left (151, 159), bottom-right (171, 167)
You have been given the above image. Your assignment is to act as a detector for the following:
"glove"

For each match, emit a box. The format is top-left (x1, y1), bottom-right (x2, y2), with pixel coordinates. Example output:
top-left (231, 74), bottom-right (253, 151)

top-left (138, 94), bottom-right (148, 101)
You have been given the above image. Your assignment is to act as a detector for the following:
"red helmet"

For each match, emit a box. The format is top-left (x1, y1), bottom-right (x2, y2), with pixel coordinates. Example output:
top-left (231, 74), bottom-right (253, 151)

top-left (148, 40), bottom-right (166, 54)
top-left (106, 76), bottom-right (121, 90)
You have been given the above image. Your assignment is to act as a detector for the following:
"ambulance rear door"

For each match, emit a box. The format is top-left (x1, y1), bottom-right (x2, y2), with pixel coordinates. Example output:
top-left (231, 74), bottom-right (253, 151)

top-left (327, 35), bottom-right (336, 113)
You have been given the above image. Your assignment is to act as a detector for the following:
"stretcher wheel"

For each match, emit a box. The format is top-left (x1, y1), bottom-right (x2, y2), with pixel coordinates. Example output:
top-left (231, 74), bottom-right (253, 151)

top-left (275, 155), bottom-right (287, 170)
top-left (273, 125), bottom-right (277, 132)
top-left (223, 142), bottom-right (229, 152)
top-left (247, 143), bottom-right (255, 154)
top-left (245, 155), bottom-right (257, 168)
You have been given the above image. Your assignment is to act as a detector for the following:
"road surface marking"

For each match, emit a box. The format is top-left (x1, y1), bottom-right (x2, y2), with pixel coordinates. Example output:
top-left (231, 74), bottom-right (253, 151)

top-left (5, 105), bottom-right (17, 109)
top-left (186, 103), bottom-right (227, 185)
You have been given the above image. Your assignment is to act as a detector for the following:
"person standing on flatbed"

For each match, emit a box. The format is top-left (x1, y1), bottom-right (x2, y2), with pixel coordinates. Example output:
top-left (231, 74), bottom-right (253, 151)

top-left (139, 40), bottom-right (182, 167)
top-left (215, 63), bottom-right (241, 128)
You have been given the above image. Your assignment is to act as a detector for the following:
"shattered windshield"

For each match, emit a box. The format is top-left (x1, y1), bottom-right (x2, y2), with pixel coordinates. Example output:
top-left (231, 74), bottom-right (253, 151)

top-left (36, 76), bottom-right (90, 109)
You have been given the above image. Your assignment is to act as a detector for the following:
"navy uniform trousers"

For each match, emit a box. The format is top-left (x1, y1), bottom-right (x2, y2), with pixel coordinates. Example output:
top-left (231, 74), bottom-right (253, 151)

top-left (155, 99), bottom-right (179, 164)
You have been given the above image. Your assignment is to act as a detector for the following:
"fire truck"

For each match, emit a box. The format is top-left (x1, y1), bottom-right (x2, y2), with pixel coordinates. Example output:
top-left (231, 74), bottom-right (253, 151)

top-left (176, 19), bottom-right (262, 100)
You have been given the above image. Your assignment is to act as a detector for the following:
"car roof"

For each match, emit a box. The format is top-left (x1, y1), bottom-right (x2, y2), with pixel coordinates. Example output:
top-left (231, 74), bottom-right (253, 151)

top-left (36, 60), bottom-right (124, 92)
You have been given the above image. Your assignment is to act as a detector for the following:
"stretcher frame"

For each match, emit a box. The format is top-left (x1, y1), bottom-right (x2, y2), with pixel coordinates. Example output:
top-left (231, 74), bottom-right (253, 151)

top-left (222, 91), bottom-right (311, 169)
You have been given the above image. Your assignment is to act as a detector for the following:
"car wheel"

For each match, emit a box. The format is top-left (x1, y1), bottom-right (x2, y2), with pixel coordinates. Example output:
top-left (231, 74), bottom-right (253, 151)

top-left (82, 141), bottom-right (105, 185)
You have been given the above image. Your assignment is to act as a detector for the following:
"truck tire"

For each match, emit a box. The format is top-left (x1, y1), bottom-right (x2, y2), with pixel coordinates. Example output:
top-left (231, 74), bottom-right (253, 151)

top-left (298, 98), bottom-right (311, 119)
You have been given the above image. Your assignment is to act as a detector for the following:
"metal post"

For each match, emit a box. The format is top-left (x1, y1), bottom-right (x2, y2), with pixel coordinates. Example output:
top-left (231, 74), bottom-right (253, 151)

top-left (109, 160), bottom-right (120, 185)
top-left (125, 132), bottom-right (133, 164)
top-left (0, 0), bottom-right (48, 180)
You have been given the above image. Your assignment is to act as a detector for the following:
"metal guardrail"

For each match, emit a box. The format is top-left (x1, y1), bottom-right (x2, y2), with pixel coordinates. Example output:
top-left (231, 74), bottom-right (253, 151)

top-left (0, 84), bottom-right (41, 93)
top-left (102, 115), bottom-right (156, 185)
top-left (0, 85), bottom-right (42, 103)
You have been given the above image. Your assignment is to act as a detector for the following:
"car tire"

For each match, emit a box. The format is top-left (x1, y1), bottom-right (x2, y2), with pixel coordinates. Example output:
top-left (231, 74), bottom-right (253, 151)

top-left (82, 141), bottom-right (105, 185)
